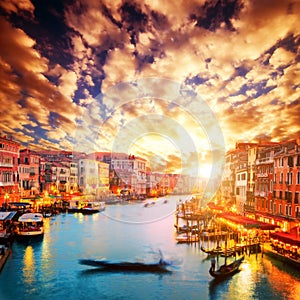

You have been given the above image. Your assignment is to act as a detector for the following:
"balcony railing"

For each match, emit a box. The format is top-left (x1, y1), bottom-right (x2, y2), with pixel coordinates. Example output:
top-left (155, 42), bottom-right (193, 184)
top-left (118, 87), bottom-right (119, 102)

top-left (256, 157), bottom-right (274, 164)
top-left (0, 181), bottom-right (15, 186)
top-left (254, 191), bottom-right (267, 197)
top-left (256, 173), bottom-right (268, 178)
top-left (0, 162), bottom-right (13, 167)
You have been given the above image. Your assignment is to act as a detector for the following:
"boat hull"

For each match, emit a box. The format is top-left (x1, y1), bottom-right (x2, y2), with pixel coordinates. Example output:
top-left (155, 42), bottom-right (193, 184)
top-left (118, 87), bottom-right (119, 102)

top-left (209, 256), bottom-right (244, 279)
top-left (79, 259), bottom-right (171, 273)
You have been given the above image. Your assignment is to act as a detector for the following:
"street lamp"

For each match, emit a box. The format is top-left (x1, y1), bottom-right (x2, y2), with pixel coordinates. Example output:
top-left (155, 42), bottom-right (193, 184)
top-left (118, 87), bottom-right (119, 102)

top-left (4, 193), bottom-right (9, 211)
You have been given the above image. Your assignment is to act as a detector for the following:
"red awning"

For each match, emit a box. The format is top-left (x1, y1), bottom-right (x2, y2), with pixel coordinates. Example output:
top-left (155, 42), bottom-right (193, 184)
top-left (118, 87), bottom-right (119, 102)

top-left (256, 213), bottom-right (290, 222)
top-left (270, 231), bottom-right (300, 247)
top-left (218, 212), bottom-right (279, 230)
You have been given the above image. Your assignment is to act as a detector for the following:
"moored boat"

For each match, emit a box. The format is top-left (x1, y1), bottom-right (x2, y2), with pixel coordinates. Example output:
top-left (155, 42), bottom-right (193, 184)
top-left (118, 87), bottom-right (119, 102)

top-left (81, 201), bottom-right (105, 214)
top-left (201, 246), bottom-right (224, 256)
top-left (176, 234), bottom-right (199, 243)
top-left (15, 213), bottom-right (44, 240)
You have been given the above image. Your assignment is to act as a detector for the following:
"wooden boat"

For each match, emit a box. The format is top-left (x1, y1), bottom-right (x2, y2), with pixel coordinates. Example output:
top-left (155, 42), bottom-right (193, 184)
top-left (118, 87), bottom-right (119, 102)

top-left (176, 234), bottom-right (199, 243)
top-left (15, 213), bottom-right (44, 240)
top-left (144, 201), bottom-right (155, 207)
top-left (174, 224), bottom-right (198, 234)
top-left (201, 246), bottom-right (223, 255)
top-left (79, 258), bottom-right (171, 273)
top-left (209, 256), bottom-right (244, 279)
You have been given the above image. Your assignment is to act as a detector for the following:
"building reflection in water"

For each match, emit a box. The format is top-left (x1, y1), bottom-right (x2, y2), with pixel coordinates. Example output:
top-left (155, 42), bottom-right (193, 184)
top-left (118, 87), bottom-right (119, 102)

top-left (23, 246), bottom-right (35, 284)
top-left (264, 258), bottom-right (299, 299)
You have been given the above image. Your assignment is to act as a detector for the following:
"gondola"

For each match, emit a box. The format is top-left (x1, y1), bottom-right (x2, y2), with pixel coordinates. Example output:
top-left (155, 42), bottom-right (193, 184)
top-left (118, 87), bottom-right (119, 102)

top-left (201, 246), bottom-right (223, 255)
top-left (79, 253), bottom-right (172, 273)
top-left (209, 256), bottom-right (244, 279)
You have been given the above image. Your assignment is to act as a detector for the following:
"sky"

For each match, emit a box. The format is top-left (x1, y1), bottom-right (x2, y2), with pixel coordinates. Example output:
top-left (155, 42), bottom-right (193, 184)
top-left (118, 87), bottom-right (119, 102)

top-left (0, 0), bottom-right (299, 178)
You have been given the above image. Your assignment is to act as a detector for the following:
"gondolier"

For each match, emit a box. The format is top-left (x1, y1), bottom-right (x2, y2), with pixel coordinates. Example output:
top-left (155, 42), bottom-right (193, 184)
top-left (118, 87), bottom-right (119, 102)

top-left (211, 257), bottom-right (216, 271)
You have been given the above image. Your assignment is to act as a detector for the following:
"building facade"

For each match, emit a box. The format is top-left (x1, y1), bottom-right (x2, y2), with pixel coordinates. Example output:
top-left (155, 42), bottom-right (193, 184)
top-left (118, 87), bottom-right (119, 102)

top-left (18, 149), bottom-right (40, 199)
top-left (0, 135), bottom-right (20, 206)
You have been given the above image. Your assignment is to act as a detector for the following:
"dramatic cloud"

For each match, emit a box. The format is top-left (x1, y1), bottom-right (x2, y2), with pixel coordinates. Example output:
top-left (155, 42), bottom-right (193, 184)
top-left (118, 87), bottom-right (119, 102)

top-left (0, 0), bottom-right (299, 176)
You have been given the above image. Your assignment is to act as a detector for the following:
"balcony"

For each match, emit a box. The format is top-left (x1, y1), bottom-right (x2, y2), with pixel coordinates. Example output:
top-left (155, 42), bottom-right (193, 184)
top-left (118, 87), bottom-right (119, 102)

top-left (0, 181), bottom-right (15, 186)
top-left (254, 191), bottom-right (267, 197)
top-left (256, 157), bottom-right (274, 165)
top-left (256, 173), bottom-right (268, 178)
top-left (0, 162), bottom-right (13, 167)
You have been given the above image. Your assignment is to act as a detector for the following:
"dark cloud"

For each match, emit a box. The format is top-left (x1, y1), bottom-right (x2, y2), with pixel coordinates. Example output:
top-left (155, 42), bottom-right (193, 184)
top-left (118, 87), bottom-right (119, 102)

top-left (191, 0), bottom-right (243, 31)
top-left (119, 0), bottom-right (148, 46)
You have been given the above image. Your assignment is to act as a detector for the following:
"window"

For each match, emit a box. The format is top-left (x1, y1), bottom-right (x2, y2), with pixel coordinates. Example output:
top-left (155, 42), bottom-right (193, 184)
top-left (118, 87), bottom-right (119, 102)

top-left (296, 207), bottom-right (300, 218)
top-left (295, 192), bottom-right (299, 204)
top-left (297, 172), bottom-right (300, 184)
top-left (273, 203), bottom-right (276, 213)
top-left (287, 172), bottom-right (293, 185)
top-left (288, 156), bottom-right (294, 167)
top-left (279, 204), bottom-right (282, 214)
top-left (270, 181), bottom-right (273, 191)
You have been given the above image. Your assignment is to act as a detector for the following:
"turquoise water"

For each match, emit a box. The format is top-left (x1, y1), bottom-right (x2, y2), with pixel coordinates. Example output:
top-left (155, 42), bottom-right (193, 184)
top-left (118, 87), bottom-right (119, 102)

top-left (0, 196), bottom-right (299, 300)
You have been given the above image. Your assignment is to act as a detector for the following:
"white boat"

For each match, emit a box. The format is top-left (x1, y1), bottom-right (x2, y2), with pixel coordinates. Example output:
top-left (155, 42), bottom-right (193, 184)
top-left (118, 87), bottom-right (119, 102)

top-left (81, 201), bottom-right (105, 214)
top-left (16, 213), bottom-right (44, 239)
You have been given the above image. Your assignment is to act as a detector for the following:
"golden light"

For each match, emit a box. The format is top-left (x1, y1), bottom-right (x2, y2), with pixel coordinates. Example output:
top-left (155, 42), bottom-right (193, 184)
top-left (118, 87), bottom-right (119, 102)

top-left (23, 246), bottom-right (35, 284)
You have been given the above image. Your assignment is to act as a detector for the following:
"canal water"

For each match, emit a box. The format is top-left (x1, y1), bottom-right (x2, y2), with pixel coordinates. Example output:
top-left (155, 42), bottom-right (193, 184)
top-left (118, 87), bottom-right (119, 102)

top-left (0, 195), bottom-right (299, 300)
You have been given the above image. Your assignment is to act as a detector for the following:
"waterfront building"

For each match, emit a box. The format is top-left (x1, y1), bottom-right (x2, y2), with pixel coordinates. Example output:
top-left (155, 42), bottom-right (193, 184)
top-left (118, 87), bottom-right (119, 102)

top-left (97, 161), bottom-right (110, 198)
top-left (51, 162), bottom-right (70, 195)
top-left (0, 135), bottom-right (20, 206)
top-left (234, 142), bottom-right (256, 213)
top-left (39, 159), bottom-right (52, 194)
top-left (244, 146), bottom-right (257, 216)
top-left (18, 149), bottom-right (40, 199)
top-left (244, 143), bottom-right (279, 217)
top-left (96, 152), bottom-right (147, 196)
top-left (255, 146), bottom-right (275, 220)
top-left (69, 161), bottom-right (79, 193)
top-left (129, 155), bottom-right (147, 196)
top-left (146, 171), bottom-right (160, 197)
top-left (78, 158), bottom-right (110, 197)
top-left (148, 172), bottom-right (170, 197)
top-left (271, 138), bottom-right (300, 231)
top-left (221, 149), bottom-right (236, 207)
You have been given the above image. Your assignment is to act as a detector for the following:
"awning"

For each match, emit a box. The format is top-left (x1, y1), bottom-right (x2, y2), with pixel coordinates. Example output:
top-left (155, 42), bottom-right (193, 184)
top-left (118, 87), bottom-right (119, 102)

top-left (270, 231), bottom-right (300, 247)
top-left (218, 212), bottom-right (280, 230)
top-left (256, 213), bottom-right (291, 222)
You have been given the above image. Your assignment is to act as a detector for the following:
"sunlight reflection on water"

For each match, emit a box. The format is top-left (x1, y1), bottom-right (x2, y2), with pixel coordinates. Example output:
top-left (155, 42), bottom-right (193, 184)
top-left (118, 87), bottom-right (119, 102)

top-left (0, 196), bottom-right (299, 300)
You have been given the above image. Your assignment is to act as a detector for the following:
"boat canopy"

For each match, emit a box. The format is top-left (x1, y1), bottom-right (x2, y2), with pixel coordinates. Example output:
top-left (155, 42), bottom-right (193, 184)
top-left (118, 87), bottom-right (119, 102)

top-left (18, 213), bottom-right (43, 222)
top-left (0, 211), bottom-right (17, 221)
